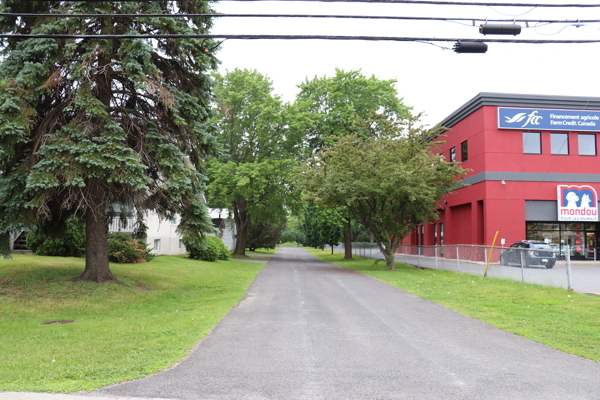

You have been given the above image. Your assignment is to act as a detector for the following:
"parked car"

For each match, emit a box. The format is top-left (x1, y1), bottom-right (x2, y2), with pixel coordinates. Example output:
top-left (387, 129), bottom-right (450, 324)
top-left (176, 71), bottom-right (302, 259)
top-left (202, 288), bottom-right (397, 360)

top-left (549, 243), bottom-right (574, 257)
top-left (500, 240), bottom-right (556, 269)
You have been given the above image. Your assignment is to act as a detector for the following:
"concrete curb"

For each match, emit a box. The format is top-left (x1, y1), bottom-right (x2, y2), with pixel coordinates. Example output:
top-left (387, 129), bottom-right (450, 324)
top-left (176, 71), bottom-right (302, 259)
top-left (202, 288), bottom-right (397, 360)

top-left (0, 393), bottom-right (175, 400)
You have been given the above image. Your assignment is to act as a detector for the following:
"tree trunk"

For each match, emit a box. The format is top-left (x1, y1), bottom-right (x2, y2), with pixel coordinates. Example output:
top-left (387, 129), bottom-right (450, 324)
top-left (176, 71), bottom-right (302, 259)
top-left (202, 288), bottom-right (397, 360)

top-left (384, 249), bottom-right (396, 271)
top-left (73, 32), bottom-right (116, 283)
top-left (234, 222), bottom-right (247, 255)
top-left (232, 196), bottom-right (248, 255)
top-left (344, 219), bottom-right (352, 259)
top-left (73, 179), bottom-right (116, 282)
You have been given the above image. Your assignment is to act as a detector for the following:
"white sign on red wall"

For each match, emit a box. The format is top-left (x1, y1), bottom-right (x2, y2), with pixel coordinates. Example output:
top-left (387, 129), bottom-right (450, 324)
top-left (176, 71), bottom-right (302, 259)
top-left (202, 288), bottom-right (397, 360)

top-left (557, 185), bottom-right (598, 222)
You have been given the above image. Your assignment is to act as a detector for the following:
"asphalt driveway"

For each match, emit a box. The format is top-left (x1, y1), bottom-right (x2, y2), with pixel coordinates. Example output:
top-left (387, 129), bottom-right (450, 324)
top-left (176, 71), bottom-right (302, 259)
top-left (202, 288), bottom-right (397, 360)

top-left (94, 247), bottom-right (600, 400)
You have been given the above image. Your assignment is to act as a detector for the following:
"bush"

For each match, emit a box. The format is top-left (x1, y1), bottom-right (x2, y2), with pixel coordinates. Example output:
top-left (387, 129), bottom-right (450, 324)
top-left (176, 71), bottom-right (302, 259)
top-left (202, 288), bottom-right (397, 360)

top-left (182, 234), bottom-right (229, 262)
top-left (205, 236), bottom-right (229, 260)
top-left (26, 217), bottom-right (86, 257)
top-left (107, 233), bottom-right (154, 263)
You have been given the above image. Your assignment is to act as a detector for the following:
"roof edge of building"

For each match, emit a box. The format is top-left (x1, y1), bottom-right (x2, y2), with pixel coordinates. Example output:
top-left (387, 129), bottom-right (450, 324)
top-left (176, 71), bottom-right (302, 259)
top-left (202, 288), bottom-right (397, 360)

top-left (440, 92), bottom-right (600, 130)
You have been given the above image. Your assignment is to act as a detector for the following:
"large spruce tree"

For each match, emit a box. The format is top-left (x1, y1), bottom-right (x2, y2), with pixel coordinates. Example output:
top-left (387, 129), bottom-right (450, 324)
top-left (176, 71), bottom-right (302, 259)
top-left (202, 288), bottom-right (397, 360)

top-left (0, 1), bottom-right (218, 281)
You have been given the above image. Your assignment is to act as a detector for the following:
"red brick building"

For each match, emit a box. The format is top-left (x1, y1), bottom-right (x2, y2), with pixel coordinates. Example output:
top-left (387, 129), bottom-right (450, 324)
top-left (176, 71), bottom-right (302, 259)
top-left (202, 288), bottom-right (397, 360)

top-left (410, 93), bottom-right (600, 260)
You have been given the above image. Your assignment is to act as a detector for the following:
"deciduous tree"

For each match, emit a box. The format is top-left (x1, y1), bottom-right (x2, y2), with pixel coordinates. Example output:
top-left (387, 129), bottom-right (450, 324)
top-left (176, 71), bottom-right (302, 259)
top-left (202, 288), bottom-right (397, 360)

top-left (208, 69), bottom-right (303, 255)
top-left (297, 117), bottom-right (468, 270)
top-left (295, 69), bottom-right (412, 258)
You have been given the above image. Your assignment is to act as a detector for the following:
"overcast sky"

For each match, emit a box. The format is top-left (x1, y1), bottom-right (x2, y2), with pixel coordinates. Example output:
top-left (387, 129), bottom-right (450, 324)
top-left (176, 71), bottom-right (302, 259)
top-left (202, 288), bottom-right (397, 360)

top-left (210, 0), bottom-right (600, 127)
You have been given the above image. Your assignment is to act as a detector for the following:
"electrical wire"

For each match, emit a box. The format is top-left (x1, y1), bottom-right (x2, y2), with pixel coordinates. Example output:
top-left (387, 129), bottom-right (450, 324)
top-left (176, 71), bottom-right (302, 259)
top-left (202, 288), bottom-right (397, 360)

top-left (3, 34), bottom-right (600, 42)
top-left (16, 0), bottom-right (600, 7)
top-left (5, 13), bottom-right (600, 26)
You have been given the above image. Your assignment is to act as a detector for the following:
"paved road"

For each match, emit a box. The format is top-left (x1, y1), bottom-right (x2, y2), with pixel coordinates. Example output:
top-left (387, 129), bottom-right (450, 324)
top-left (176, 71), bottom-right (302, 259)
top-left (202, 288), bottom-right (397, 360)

top-left (94, 247), bottom-right (600, 400)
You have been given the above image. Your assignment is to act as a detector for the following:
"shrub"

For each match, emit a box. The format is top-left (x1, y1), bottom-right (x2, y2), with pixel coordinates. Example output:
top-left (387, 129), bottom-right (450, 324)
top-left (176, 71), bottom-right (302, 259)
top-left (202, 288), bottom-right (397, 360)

top-left (26, 217), bottom-right (86, 257)
top-left (205, 236), bottom-right (229, 260)
top-left (182, 234), bottom-right (230, 262)
top-left (107, 233), bottom-right (154, 263)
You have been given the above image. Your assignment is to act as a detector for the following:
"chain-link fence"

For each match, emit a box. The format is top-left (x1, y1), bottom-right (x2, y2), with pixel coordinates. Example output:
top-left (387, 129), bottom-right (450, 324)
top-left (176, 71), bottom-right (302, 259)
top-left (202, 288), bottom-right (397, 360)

top-left (333, 243), bottom-right (595, 292)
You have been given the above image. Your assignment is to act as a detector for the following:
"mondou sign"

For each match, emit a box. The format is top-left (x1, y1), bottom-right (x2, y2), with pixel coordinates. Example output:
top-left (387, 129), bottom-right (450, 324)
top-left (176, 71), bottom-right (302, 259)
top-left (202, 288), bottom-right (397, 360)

top-left (498, 107), bottom-right (600, 132)
top-left (557, 185), bottom-right (598, 222)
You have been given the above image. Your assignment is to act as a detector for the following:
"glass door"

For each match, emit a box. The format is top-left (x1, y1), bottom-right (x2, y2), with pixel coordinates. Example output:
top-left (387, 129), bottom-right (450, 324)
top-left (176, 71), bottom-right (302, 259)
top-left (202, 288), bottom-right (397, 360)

top-left (586, 232), bottom-right (597, 259)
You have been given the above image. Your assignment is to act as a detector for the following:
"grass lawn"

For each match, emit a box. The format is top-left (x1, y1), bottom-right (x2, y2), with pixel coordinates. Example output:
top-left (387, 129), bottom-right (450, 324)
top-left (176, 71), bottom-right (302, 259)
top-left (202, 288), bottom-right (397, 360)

top-left (307, 248), bottom-right (600, 362)
top-left (0, 254), bottom-right (264, 393)
top-left (230, 248), bottom-right (276, 261)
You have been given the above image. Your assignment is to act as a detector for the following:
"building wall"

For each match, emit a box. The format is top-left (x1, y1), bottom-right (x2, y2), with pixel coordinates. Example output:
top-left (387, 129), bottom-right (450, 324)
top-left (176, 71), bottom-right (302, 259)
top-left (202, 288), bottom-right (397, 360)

top-left (145, 212), bottom-right (186, 256)
top-left (409, 93), bottom-right (600, 248)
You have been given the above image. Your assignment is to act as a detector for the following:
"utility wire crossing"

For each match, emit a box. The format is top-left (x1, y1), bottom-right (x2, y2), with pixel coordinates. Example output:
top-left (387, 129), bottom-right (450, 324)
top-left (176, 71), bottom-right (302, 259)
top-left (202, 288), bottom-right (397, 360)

top-left (3, 34), bottom-right (600, 43)
top-left (5, 13), bottom-right (600, 25)
top-left (19, 0), bottom-right (600, 7)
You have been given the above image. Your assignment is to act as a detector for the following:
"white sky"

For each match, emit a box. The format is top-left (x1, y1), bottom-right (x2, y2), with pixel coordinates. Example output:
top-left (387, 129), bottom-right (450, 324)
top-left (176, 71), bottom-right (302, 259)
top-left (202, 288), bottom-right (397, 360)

top-left (211, 0), bottom-right (600, 127)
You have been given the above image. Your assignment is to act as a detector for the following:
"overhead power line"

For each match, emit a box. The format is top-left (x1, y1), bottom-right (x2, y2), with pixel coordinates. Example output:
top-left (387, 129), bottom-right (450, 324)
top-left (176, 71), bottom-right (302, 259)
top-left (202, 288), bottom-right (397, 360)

top-left (2, 34), bottom-right (600, 43)
top-left (4, 12), bottom-right (600, 25)
top-left (18, 0), bottom-right (600, 7)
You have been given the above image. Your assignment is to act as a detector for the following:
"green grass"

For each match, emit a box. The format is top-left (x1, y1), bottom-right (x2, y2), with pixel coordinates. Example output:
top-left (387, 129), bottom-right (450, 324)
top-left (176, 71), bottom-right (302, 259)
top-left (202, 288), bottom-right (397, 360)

top-left (278, 242), bottom-right (301, 247)
top-left (231, 248), bottom-right (276, 261)
top-left (307, 248), bottom-right (600, 362)
top-left (0, 254), bottom-right (264, 393)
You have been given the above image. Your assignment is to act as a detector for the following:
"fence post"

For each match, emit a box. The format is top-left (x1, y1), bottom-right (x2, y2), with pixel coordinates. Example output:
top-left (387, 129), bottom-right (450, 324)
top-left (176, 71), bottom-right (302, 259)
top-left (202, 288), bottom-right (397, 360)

top-left (435, 246), bottom-right (438, 270)
top-left (595, 248), bottom-right (597, 262)
top-left (566, 245), bottom-right (572, 291)
top-left (418, 247), bottom-right (421, 268)
top-left (520, 249), bottom-right (525, 283)
top-left (456, 246), bottom-right (460, 272)
top-left (484, 248), bottom-right (488, 275)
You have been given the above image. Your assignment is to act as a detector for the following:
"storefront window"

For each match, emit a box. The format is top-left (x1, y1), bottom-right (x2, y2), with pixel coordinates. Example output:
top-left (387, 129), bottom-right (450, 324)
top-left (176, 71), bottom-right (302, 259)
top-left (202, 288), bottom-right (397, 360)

top-left (551, 133), bottom-right (569, 155)
top-left (526, 222), bottom-right (597, 259)
top-left (527, 222), bottom-right (558, 231)
top-left (579, 134), bottom-right (596, 156)
top-left (523, 132), bottom-right (541, 154)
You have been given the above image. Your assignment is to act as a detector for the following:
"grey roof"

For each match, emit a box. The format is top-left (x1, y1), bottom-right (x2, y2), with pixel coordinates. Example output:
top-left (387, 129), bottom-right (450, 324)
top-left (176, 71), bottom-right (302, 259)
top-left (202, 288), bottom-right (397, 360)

top-left (440, 92), bottom-right (600, 129)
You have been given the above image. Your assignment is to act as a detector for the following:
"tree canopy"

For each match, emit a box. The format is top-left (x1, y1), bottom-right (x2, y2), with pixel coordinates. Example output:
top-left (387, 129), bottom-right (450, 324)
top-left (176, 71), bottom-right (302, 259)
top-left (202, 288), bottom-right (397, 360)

top-left (0, 1), bottom-right (218, 281)
top-left (296, 68), bottom-right (412, 151)
top-left (208, 69), bottom-right (303, 255)
top-left (297, 116), bottom-right (469, 270)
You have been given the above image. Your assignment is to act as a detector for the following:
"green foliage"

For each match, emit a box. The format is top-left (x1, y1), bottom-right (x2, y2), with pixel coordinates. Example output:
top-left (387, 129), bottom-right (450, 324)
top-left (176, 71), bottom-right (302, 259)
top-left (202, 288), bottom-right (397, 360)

top-left (25, 217), bottom-right (85, 257)
top-left (295, 68), bottom-right (412, 151)
top-left (246, 220), bottom-right (286, 251)
top-left (208, 69), bottom-right (303, 255)
top-left (297, 115), bottom-right (469, 269)
top-left (0, 2), bottom-right (218, 276)
top-left (204, 235), bottom-right (229, 260)
top-left (106, 234), bottom-right (154, 263)
top-left (302, 203), bottom-right (344, 250)
top-left (182, 234), bottom-right (225, 262)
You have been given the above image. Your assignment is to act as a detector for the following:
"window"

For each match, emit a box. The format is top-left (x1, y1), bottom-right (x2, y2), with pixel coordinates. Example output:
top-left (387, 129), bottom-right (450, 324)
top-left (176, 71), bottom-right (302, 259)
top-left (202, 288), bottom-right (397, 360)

top-left (461, 141), bottom-right (468, 162)
top-left (154, 239), bottom-right (161, 251)
top-left (551, 133), bottom-right (569, 155)
top-left (170, 216), bottom-right (177, 225)
top-left (179, 239), bottom-right (185, 249)
top-left (523, 132), bottom-right (541, 154)
top-left (579, 134), bottom-right (596, 156)
top-left (450, 147), bottom-right (456, 162)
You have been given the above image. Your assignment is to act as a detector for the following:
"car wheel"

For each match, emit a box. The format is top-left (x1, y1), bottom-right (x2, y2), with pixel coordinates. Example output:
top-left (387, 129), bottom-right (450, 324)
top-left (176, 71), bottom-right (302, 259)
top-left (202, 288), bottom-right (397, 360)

top-left (546, 260), bottom-right (555, 269)
top-left (500, 254), bottom-right (508, 266)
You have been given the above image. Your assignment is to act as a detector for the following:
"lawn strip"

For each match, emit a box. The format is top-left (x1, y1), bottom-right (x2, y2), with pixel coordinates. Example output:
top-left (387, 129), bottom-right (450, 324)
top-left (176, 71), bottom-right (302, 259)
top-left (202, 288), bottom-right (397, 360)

top-left (306, 248), bottom-right (600, 362)
top-left (0, 254), bottom-right (263, 392)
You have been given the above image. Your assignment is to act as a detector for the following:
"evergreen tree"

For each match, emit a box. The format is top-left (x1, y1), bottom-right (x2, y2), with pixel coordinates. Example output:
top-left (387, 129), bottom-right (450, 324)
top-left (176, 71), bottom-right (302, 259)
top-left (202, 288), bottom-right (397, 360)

top-left (0, 1), bottom-right (218, 281)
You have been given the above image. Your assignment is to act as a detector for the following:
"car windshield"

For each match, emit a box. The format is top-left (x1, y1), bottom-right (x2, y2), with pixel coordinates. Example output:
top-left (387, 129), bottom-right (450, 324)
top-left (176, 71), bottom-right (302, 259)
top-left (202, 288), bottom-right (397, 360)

top-left (531, 243), bottom-right (552, 250)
